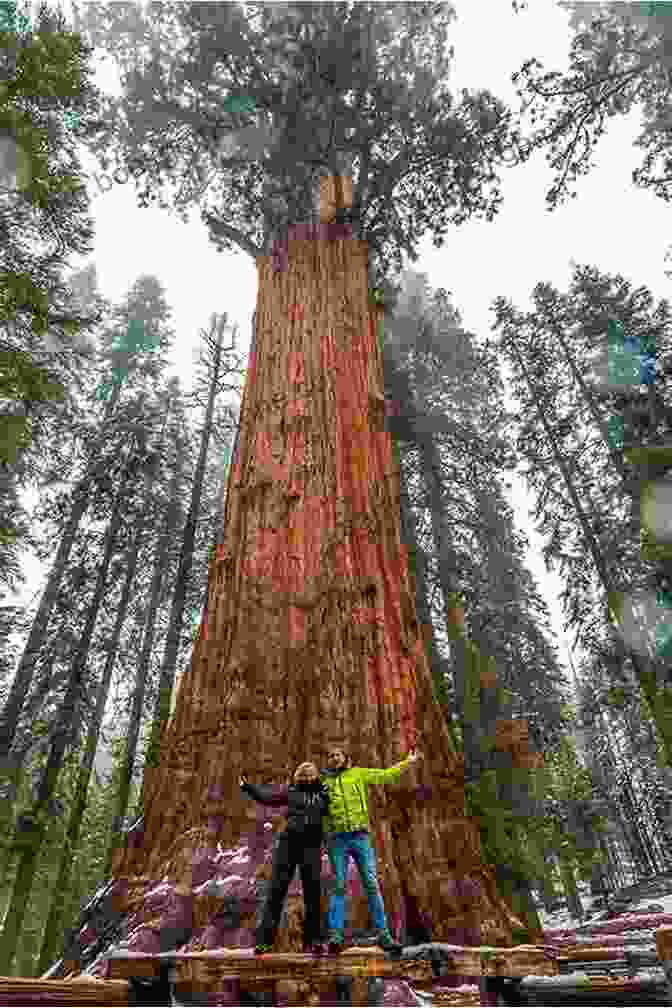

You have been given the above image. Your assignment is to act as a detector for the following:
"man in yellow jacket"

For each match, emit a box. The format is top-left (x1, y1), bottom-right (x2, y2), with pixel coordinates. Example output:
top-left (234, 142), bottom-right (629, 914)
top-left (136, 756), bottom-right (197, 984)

top-left (320, 746), bottom-right (423, 955)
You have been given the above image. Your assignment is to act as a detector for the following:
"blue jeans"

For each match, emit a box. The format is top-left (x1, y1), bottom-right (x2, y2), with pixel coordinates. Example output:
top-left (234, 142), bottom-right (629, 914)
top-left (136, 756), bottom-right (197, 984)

top-left (326, 830), bottom-right (389, 938)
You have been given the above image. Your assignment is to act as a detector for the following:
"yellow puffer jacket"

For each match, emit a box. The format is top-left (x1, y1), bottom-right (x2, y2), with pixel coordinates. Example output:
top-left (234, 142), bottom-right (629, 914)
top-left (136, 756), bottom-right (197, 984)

top-left (320, 757), bottom-right (412, 834)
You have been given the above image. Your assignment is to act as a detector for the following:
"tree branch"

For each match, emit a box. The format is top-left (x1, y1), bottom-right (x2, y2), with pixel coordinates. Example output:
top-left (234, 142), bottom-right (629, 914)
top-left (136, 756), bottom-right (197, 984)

top-left (201, 214), bottom-right (262, 259)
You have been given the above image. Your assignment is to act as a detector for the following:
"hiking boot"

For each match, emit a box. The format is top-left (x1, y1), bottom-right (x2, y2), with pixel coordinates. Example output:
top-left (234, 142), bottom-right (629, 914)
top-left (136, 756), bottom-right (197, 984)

top-left (378, 931), bottom-right (403, 954)
top-left (303, 942), bottom-right (326, 955)
top-left (254, 942), bottom-right (274, 955)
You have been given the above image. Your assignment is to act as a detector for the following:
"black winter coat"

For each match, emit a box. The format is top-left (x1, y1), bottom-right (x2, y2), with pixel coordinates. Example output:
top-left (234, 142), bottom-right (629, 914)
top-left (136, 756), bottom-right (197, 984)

top-left (240, 779), bottom-right (330, 838)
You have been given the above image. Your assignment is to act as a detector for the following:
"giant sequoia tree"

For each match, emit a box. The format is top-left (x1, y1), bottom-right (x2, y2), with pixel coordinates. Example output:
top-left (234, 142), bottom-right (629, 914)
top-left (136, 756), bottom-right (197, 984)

top-left (32, 0), bottom-right (543, 995)
top-left (99, 180), bottom-right (530, 976)
top-left (68, 1), bottom-right (517, 278)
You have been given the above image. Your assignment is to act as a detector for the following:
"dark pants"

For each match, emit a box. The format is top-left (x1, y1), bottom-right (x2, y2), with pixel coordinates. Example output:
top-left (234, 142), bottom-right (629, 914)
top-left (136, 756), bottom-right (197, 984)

top-left (257, 829), bottom-right (323, 947)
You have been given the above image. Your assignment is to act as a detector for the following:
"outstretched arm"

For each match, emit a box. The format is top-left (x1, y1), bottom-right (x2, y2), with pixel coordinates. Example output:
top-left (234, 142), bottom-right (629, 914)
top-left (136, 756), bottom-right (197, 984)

top-left (359, 750), bottom-right (424, 785)
top-left (240, 775), bottom-right (289, 806)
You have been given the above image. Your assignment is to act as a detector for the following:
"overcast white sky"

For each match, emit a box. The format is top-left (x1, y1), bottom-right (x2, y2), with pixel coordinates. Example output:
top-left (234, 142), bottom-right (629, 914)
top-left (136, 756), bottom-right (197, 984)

top-left (11, 0), bottom-right (672, 697)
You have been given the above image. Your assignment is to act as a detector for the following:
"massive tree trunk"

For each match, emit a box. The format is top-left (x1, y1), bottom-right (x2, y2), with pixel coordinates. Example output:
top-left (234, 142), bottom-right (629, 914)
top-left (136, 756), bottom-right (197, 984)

top-left (77, 178), bottom-right (523, 997)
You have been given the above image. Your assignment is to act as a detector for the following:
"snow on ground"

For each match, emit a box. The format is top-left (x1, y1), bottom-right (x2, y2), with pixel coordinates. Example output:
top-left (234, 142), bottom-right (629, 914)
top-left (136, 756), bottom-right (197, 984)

top-left (537, 890), bottom-right (672, 933)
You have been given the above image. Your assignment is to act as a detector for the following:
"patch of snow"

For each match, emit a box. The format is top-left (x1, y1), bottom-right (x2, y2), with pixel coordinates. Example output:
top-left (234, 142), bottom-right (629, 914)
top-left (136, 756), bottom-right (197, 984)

top-left (195, 875), bottom-right (246, 897)
top-left (145, 882), bottom-right (174, 900)
top-left (523, 968), bottom-right (667, 987)
top-left (225, 847), bottom-right (251, 865)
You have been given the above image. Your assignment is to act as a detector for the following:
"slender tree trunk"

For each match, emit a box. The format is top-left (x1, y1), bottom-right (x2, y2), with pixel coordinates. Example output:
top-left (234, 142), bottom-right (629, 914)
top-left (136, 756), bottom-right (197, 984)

top-left (0, 661), bottom-right (79, 888)
top-left (35, 516), bottom-right (150, 975)
top-left (415, 430), bottom-right (481, 759)
top-left (557, 854), bottom-right (583, 920)
top-left (377, 322), bottom-right (460, 747)
top-left (493, 858), bottom-right (543, 940)
top-left (597, 709), bottom-right (641, 882)
top-left (588, 845), bottom-right (606, 898)
top-left (541, 310), bottom-right (629, 482)
top-left (533, 857), bottom-right (559, 914)
top-left (0, 484), bottom-right (90, 767)
top-left (618, 774), bottom-right (649, 877)
top-left (137, 314), bottom-right (232, 814)
top-left (569, 797), bottom-right (608, 900)
top-left (520, 829), bottom-right (558, 916)
top-left (625, 773), bottom-right (659, 874)
top-left (416, 432), bottom-right (465, 632)
top-left (8, 660), bottom-right (71, 767)
top-left (616, 701), bottom-right (660, 874)
top-left (0, 442), bottom-right (136, 975)
top-left (600, 831), bottom-right (622, 892)
top-left (396, 436), bottom-right (458, 751)
top-left (104, 447), bottom-right (184, 878)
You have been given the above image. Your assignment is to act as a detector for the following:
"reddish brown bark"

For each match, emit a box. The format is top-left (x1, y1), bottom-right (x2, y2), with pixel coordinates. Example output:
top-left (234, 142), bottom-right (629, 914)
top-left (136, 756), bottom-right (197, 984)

top-left (106, 178), bottom-right (525, 990)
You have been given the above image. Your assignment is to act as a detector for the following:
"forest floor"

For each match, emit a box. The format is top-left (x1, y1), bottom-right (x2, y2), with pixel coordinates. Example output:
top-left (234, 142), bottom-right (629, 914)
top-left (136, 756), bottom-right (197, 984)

top-left (536, 871), bottom-right (672, 932)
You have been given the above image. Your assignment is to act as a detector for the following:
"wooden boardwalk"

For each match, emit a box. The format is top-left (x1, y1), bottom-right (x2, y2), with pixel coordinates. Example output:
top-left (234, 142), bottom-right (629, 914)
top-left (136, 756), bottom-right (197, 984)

top-left (1, 944), bottom-right (559, 1005)
top-left (105, 942), bottom-right (558, 1004)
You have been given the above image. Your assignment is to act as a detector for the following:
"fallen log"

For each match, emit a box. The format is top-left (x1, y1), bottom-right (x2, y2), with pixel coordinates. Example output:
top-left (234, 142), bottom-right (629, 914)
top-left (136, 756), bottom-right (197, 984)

top-left (0, 976), bottom-right (129, 1005)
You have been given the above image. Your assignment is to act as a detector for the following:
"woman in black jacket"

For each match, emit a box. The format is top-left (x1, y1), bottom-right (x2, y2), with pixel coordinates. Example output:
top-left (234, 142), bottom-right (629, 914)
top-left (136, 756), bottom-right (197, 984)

top-left (240, 761), bottom-right (330, 955)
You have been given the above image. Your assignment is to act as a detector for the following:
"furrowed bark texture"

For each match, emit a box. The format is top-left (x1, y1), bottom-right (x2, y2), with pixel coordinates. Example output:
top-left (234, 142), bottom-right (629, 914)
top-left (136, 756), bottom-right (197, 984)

top-left (94, 181), bottom-right (522, 989)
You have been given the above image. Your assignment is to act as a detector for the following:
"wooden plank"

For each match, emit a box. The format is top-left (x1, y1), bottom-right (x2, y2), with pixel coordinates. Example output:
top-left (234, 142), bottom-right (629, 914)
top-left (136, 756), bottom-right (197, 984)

top-left (179, 949), bottom-right (434, 987)
top-left (0, 977), bottom-right (128, 1005)
top-left (106, 942), bottom-right (558, 982)
top-left (107, 949), bottom-right (432, 984)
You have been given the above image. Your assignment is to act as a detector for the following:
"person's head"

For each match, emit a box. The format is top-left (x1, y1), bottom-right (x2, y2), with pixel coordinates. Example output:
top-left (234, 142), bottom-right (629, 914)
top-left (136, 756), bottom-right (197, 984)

top-left (293, 761), bottom-right (319, 784)
top-left (327, 747), bottom-right (349, 771)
